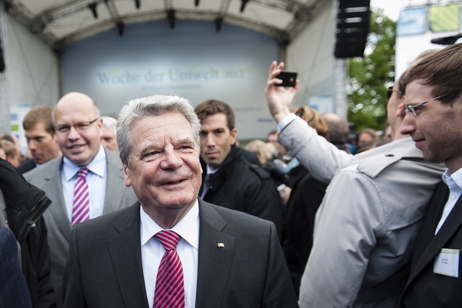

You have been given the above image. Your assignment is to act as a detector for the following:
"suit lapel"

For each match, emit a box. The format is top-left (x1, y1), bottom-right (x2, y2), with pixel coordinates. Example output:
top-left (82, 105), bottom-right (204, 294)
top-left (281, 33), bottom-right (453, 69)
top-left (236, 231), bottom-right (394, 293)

top-left (103, 149), bottom-right (128, 214)
top-left (195, 200), bottom-right (235, 308)
top-left (407, 183), bottom-right (462, 285)
top-left (108, 203), bottom-right (149, 307)
top-left (43, 158), bottom-right (72, 241)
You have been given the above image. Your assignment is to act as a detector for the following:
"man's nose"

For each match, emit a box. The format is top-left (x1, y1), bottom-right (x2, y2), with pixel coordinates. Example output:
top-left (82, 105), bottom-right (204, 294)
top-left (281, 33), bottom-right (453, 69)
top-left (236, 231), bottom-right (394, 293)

top-left (68, 126), bottom-right (81, 139)
top-left (205, 134), bottom-right (216, 147)
top-left (160, 150), bottom-right (183, 169)
top-left (399, 113), bottom-right (415, 136)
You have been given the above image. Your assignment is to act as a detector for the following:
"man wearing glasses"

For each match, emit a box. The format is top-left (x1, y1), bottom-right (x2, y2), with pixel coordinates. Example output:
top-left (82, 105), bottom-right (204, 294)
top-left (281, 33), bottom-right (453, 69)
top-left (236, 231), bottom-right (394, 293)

top-left (25, 92), bottom-right (137, 306)
top-left (397, 43), bottom-right (462, 307)
top-left (265, 57), bottom-right (445, 307)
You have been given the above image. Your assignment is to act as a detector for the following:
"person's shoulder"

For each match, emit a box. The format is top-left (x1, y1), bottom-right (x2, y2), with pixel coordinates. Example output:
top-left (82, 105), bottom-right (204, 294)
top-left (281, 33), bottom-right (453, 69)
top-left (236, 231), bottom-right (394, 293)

top-left (232, 154), bottom-right (271, 181)
top-left (16, 159), bottom-right (35, 173)
top-left (202, 200), bottom-right (274, 229)
top-left (105, 148), bottom-right (121, 159)
top-left (24, 157), bottom-right (61, 179)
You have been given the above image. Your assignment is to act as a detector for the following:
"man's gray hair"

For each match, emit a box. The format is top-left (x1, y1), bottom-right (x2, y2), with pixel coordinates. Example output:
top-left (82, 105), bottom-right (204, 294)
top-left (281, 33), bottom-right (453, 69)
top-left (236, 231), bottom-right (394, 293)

top-left (117, 95), bottom-right (201, 167)
top-left (102, 116), bottom-right (117, 129)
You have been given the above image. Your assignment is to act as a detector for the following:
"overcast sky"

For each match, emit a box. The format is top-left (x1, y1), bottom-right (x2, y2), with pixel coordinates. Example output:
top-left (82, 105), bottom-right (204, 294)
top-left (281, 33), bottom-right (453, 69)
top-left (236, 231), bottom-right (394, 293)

top-left (371, 0), bottom-right (401, 21)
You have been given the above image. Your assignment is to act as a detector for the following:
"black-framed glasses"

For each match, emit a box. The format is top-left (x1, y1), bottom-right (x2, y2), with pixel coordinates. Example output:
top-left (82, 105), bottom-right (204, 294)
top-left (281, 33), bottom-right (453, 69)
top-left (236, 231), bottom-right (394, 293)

top-left (54, 118), bottom-right (99, 134)
top-left (405, 94), bottom-right (447, 116)
top-left (386, 86), bottom-right (401, 100)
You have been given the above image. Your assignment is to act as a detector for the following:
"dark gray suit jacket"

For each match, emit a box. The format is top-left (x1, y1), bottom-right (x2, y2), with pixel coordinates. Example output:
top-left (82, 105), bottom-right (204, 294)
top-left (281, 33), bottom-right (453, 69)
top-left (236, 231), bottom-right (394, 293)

top-left (24, 148), bottom-right (137, 305)
top-left (0, 227), bottom-right (33, 308)
top-left (63, 199), bottom-right (299, 307)
top-left (399, 181), bottom-right (462, 307)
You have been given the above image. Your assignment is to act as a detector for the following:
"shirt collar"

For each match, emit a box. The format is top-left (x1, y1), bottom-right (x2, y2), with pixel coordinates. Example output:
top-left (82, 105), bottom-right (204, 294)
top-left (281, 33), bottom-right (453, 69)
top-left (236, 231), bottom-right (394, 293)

top-left (442, 168), bottom-right (462, 193)
top-left (140, 199), bottom-right (200, 250)
top-left (62, 146), bottom-right (106, 181)
top-left (206, 164), bottom-right (218, 175)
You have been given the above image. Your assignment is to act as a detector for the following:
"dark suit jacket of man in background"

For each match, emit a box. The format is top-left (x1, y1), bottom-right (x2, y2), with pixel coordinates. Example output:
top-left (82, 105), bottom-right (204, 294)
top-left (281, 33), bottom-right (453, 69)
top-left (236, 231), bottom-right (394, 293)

top-left (25, 148), bottom-right (137, 304)
top-left (282, 163), bottom-right (327, 297)
top-left (63, 199), bottom-right (298, 308)
top-left (199, 145), bottom-right (284, 237)
top-left (17, 158), bottom-right (36, 174)
top-left (0, 226), bottom-right (33, 308)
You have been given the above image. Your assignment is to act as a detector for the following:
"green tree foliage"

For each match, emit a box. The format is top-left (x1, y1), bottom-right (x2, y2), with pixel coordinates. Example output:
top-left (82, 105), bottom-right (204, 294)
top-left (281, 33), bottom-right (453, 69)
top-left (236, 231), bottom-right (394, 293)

top-left (347, 9), bottom-right (396, 132)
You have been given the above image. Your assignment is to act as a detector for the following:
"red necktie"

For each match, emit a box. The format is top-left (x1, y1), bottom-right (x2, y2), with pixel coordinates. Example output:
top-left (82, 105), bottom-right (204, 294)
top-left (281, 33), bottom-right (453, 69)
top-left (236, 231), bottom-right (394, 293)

top-left (72, 168), bottom-right (90, 226)
top-left (153, 230), bottom-right (185, 308)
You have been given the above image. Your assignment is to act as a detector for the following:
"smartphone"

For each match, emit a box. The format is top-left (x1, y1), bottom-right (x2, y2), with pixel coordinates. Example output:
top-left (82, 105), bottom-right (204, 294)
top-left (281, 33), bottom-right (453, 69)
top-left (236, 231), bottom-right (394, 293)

top-left (275, 71), bottom-right (297, 87)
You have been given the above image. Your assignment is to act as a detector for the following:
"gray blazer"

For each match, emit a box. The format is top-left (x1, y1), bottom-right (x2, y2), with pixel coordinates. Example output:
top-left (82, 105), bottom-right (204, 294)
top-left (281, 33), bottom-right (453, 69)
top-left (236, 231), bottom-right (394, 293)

top-left (24, 148), bottom-right (137, 305)
top-left (62, 199), bottom-right (299, 308)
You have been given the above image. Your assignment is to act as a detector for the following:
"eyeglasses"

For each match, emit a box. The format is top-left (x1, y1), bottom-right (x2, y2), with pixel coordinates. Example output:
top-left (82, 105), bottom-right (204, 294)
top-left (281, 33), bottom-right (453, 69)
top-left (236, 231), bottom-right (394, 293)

top-left (386, 86), bottom-right (401, 100)
top-left (54, 118), bottom-right (99, 134)
top-left (405, 94), bottom-right (447, 116)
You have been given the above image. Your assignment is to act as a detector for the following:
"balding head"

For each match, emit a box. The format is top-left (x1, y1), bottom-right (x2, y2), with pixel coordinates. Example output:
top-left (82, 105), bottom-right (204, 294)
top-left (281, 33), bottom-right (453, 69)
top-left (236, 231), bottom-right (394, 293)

top-left (53, 92), bottom-right (102, 167)
top-left (322, 113), bottom-right (349, 145)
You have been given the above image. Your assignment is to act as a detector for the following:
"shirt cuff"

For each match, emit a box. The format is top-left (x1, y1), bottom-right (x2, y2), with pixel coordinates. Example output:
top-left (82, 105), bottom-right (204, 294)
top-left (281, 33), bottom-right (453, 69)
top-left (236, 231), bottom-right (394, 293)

top-left (277, 113), bottom-right (297, 132)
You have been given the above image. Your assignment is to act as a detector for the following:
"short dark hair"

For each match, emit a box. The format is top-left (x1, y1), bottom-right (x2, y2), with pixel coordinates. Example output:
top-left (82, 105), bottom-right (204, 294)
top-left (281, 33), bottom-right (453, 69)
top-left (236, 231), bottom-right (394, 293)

top-left (194, 99), bottom-right (235, 131)
top-left (23, 106), bottom-right (55, 135)
top-left (399, 43), bottom-right (462, 105)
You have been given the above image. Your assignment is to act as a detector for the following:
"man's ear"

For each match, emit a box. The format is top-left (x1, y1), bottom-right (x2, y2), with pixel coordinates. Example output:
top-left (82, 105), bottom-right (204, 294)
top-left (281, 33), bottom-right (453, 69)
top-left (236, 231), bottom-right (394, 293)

top-left (123, 164), bottom-right (132, 187)
top-left (230, 128), bottom-right (238, 145)
top-left (396, 102), bottom-right (406, 119)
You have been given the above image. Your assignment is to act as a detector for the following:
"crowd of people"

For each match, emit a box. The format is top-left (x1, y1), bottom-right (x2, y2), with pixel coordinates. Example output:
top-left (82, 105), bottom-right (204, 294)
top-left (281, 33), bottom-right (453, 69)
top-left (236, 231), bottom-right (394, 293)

top-left (1, 42), bottom-right (462, 307)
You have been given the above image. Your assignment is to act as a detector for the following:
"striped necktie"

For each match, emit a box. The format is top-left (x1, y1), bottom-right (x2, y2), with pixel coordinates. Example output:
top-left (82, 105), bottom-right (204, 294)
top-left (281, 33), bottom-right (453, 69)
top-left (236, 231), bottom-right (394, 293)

top-left (72, 168), bottom-right (90, 226)
top-left (153, 230), bottom-right (185, 308)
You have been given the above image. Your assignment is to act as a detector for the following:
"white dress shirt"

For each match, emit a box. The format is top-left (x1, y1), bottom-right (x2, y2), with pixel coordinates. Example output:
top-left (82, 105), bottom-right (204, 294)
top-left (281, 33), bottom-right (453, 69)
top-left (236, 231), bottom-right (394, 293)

top-left (435, 168), bottom-right (462, 234)
top-left (61, 146), bottom-right (107, 221)
top-left (140, 200), bottom-right (199, 308)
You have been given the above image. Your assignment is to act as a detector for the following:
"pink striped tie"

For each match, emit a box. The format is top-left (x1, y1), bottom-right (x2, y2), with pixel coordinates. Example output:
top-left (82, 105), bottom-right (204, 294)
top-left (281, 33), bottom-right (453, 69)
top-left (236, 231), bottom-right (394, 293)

top-left (72, 168), bottom-right (90, 226)
top-left (153, 230), bottom-right (185, 308)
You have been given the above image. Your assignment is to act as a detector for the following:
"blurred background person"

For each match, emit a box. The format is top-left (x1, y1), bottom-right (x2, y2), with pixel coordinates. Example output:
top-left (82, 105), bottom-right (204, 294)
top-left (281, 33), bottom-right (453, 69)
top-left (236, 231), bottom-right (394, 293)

top-left (18, 106), bottom-right (61, 173)
top-left (282, 105), bottom-right (329, 297)
top-left (356, 128), bottom-right (378, 148)
top-left (101, 116), bottom-right (118, 151)
top-left (0, 133), bottom-right (25, 164)
top-left (245, 139), bottom-right (290, 203)
top-left (0, 139), bottom-right (22, 166)
top-left (322, 112), bottom-right (352, 153)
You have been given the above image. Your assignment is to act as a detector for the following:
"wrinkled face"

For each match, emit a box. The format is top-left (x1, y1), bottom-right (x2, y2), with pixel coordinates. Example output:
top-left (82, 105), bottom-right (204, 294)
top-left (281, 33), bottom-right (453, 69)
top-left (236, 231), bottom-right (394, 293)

top-left (123, 112), bottom-right (202, 216)
top-left (199, 113), bottom-right (237, 170)
top-left (101, 125), bottom-right (118, 151)
top-left (25, 122), bottom-right (60, 164)
top-left (54, 96), bottom-right (102, 167)
top-left (400, 80), bottom-right (462, 173)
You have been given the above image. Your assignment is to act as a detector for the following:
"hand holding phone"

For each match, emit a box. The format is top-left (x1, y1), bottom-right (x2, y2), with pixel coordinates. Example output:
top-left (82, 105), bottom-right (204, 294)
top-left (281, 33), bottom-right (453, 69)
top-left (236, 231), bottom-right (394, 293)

top-left (275, 71), bottom-right (297, 87)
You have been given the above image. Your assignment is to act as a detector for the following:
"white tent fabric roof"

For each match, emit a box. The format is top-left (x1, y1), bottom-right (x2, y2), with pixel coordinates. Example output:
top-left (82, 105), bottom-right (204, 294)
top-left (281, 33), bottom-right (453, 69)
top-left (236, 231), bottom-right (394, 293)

top-left (4, 0), bottom-right (330, 51)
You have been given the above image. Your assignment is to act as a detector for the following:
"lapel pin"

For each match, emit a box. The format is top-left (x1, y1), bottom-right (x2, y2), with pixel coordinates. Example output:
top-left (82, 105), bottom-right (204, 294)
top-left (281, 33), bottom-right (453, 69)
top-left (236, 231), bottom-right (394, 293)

top-left (217, 243), bottom-right (225, 248)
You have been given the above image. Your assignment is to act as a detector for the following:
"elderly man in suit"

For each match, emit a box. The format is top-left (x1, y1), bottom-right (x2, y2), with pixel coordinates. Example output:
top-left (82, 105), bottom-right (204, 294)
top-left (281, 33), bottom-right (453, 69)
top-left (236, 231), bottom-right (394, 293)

top-left (25, 92), bottom-right (137, 306)
top-left (397, 43), bottom-right (462, 307)
top-left (62, 94), bottom-right (298, 308)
